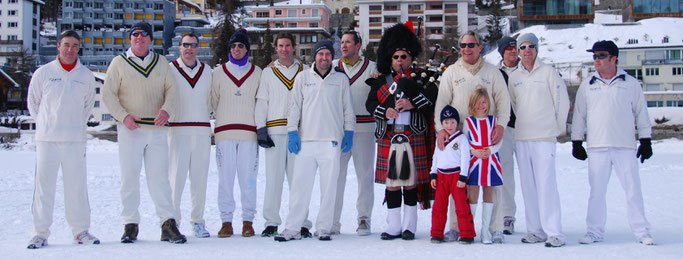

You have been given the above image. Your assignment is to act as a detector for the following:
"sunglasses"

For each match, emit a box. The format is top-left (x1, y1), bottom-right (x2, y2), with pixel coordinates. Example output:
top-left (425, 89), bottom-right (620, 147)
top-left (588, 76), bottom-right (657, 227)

top-left (182, 42), bottom-right (198, 48)
top-left (505, 45), bottom-right (517, 51)
top-left (131, 31), bottom-right (149, 37)
top-left (459, 43), bottom-right (477, 49)
top-left (230, 43), bottom-right (246, 49)
top-left (593, 53), bottom-right (611, 60)
top-left (393, 54), bottom-right (408, 60)
top-left (519, 44), bottom-right (536, 50)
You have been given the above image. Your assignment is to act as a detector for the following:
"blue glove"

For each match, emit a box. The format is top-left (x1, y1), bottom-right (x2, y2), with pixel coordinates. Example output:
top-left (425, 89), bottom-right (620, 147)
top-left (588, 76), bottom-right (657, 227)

top-left (287, 131), bottom-right (300, 154)
top-left (341, 130), bottom-right (354, 153)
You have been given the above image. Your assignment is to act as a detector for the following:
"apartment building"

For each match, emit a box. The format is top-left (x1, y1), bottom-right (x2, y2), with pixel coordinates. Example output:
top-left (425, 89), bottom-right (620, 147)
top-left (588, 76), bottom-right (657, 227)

top-left (619, 42), bottom-right (683, 107)
top-left (58, 0), bottom-right (175, 72)
top-left (244, 1), bottom-right (332, 63)
top-left (518, 0), bottom-right (594, 27)
top-left (354, 0), bottom-right (476, 53)
top-left (0, 0), bottom-right (43, 66)
top-left (167, 17), bottom-right (215, 64)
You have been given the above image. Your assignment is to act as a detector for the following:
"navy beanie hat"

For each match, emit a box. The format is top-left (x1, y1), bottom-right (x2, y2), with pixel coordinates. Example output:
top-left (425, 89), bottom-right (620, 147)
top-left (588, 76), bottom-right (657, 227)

top-left (314, 40), bottom-right (334, 58)
top-left (440, 105), bottom-right (460, 125)
top-left (497, 36), bottom-right (516, 57)
top-left (229, 29), bottom-right (251, 52)
top-left (130, 22), bottom-right (153, 40)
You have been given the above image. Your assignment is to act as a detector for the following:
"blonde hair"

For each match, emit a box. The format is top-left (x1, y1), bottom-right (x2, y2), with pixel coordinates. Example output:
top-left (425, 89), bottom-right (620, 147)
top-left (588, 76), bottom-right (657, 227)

top-left (468, 87), bottom-right (491, 116)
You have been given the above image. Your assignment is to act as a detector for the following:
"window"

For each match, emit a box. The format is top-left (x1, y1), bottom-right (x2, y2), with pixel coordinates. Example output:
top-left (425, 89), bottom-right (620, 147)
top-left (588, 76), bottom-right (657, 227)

top-left (135, 3), bottom-right (144, 9)
top-left (126, 3), bottom-right (133, 9)
top-left (384, 4), bottom-right (398, 10)
top-left (8, 35), bottom-right (17, 40)
top-left (288, 22), bottom-right (297, 28)
top-left (312, 8), bottom-right (318, 17)
top-left (288, 9), bottom-right (297, 17)
top-left (256, 12), bottom-right (268, 18)
top-left (300, 34), bottom-right (317, 43)
top-left (65, 1), bottom-right (73, 8)
top-left (427, 15), bottom-right (443, 22)
top-left (445, 4), bottom-right (458, 11)
top-left (9, 0), bottom-right (18, 3)
top-left (369, 17), bottom-right (380, 23)
top-left (647, 101), bottom-right (663, 107)
top-left (94, 101), bottom-right (100, 108)
top-left (624, 69), bottom-right (643, 80)
top-left (33, 18), bottom-right (37, 26)
top-left (65, 12), bottom-right (73, 18)
top-left (115, 13), bottom-right (123, 19)
top-left (85, 2), bottom-right (93, 8)
top-left (300, 48), bottom-right (312, 56)
top-left (645, 84), bottom-right (660, 91)
top-left (384, 16), bottom-right (398, 23)
top-left (8, 10), bottom-right (17, 16)
top-left (105, 2), bottom-right (113, 8)
top-left (666, 49), bottom-right (681, 60)
top-left (33, 43), bottom-right (36, 50)
top-left (428, 3), bottom-right (442, 9)
top-left (106, 13), bottom-right (113, 19)
top-left (666, 100), bottom-right (683, 107)
top-left (8, 22), bottom-right (18, 28)
top-left (85, 12), bottom-right (93, 18)
top-left (645, 68), bottom-right (659, 76)
top-left (369, 5), bottom-right (381, 11)
top-left (302, 9), bottom-right (306, 15)
top-left (309, 22), bottom-right (318, 28)
top-left (408, 4), bottom-right (422, 11)
top-left (673, 67), bottom-right (683, 76)
top-left (95, 13), bottom-right (103, 19)
top-left (95, 87), bottom-right (100, 94)
top-left (33, 30), bottom-right (36, 38)
top-left (429, 28), bottom-right (443, 34)
top-left (74, 2), bottom-right (82, 8)
top-left (673, 84), bottom-right (683, 91)
top-left (95, 2), bottom-right (103, 9)
top-left (275, 9), bottom-right (282, 15)
top-left (155, 3), bottom-right (164, 10)
top-left (115, 3), bottom-right (124, 9)
top-left (102, 114), bottom-right (113, 121)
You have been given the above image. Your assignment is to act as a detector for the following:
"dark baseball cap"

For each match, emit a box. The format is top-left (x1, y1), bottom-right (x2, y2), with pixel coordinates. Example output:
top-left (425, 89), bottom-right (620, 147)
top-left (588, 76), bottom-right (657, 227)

top-left (587, 40), bottom-right (618, 57)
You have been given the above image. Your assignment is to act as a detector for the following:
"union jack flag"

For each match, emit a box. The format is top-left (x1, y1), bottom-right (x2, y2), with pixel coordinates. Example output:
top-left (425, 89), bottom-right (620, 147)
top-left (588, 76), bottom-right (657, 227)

top-left (465, 115), bottom-right (503, 187)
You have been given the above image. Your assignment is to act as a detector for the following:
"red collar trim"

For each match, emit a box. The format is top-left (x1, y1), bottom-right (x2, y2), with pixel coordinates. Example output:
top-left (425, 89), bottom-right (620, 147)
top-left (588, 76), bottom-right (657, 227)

top-left (222, 63), bottom-right (256, 88)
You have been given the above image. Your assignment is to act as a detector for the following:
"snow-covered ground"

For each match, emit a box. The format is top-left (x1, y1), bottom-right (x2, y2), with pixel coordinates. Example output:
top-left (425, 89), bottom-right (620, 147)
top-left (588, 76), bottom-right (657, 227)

top-left (1, 135), bottom-right (682, 258)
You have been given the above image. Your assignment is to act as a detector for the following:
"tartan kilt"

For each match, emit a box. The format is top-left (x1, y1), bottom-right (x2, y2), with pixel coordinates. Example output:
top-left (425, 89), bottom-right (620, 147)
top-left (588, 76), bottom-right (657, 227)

top-left (375, 129), bottom-right (430, 185)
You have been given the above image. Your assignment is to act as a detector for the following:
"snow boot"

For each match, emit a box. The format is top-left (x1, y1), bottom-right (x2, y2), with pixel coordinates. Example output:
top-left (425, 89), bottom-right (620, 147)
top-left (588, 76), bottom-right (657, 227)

top-left (242, 221), bottom-right (255, 237)
top-left (121, 223), bottom-right (138, 243)
top-left (161, 219), bottom-right (187, 244)
top-left (481, 202), bottom-right (493, 244)
top-left (402, 205), bottom-right (417, 240)
top-left (261, 226), bottom-right (278, 237)
top-left (381, 207), bottom-right (402, 240)
top-left (218, 222), bottom-right (233, 238)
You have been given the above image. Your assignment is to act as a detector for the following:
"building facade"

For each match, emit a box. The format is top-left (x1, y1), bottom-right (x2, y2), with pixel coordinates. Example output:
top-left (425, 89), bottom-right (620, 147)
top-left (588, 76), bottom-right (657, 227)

top-left (619, 43), bottom-right (683, 107)
top-left (0, 0), bottom-right (43, 66)
top-left (354, 0), bottom-right (475, 53)
top-left (518, 0), bottom-right (594, 27)
top-left (631, 0), bottom-right (682, 19)
top-left (57, 0), bottom-right (175, 72)
top-left (167, 17), bottom-right (215, 65)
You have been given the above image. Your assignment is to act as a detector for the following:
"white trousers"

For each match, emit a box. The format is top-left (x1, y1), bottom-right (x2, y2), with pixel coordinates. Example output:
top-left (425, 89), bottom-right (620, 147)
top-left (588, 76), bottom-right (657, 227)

top-left (168, 133), bottom-right (211, 225)
top-left (118, 125), bottom-right (176, 224)
top-left (586, 147), bottom-right (651, 239)
top-left (284, 141), bottom-right (341, 233)
top-left (216, 140), bottom-right (258, 223)
top-left (516, 141), bottom-right (564, 239)
top-left (333, 132), bottom-right (376, 231)
top-left (32, 141), bottom-right (90, 238)
top-left (262, 134), bottom-right (312, 228)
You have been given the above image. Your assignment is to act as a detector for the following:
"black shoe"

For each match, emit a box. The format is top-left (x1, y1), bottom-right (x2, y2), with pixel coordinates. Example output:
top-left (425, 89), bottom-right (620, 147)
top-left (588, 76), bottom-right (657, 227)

top-left (261, 226), bottom-right (278, 237)
top-left (300, 227), bottom-right (313, 238)
top-left (121, 223), bottom-right (138, 243)
top-left (402, 230), bottom-right (415, 240)
top-left (380, 232), bottom-right (402, 240)
top-left (431, 236), bottom-right (443, 243)
top-left (318, 235), bottom-right (332, 241)
top-left (459, 237), bottom-right (474, 244)
top-left (161, 219), bottom-right (187, 244)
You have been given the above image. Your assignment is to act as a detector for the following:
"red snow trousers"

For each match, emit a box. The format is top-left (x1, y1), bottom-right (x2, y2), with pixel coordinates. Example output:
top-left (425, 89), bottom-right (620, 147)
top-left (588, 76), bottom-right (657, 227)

top-left (430, 172), bottom-right (476, 238)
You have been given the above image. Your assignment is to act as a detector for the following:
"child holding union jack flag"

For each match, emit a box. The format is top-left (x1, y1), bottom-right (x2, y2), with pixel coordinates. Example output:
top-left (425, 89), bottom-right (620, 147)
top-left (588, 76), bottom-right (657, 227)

top-left (464, 88), bottom-right (504, 244)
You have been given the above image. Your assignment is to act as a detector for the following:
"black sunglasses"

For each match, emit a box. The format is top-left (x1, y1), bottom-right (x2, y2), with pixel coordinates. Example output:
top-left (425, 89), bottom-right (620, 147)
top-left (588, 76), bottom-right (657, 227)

top-left (182, 42), bottom-right (199, 48)
top-left (519, 44), bottom-right (536, 50)
top-left (131, 31), bottom-right (149, 37)
top-left (593, 53), bottom-right (611, 60)
top-left (393, 54), bottom-right (408, 60)
top-left (459, 43), bottom-right (477, 49)
top-left (230, 43), bottom-right (246, 49)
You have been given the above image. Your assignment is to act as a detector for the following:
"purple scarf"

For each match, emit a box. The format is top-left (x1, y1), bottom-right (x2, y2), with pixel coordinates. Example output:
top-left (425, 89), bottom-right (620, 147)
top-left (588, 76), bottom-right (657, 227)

top-left (229, 52), bottom-right (249, 66)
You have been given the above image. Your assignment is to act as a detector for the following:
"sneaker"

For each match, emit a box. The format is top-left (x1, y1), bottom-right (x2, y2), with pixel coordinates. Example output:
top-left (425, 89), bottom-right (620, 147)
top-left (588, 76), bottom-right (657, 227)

top-left (545, 236), bottom-right (565, 247)
top-left (521, 233), bottom-right (546, 243)
top-left (261, 226), bottom-right (278, 237)
top-left (318, 231), bottom-right (332, 241)
top-left (193, 223), bottom-right (210, 238)
top-left (459, 237), bottom-right (474, 244)
top-left (578, 232), bottom-right (602, 244)
top-left (274, 229), bottom-right (301, 242)
top-left (27, 236), bottom-right (47, 249)
top-left (380, 232), bottom-right (402, 240)
top-left (242, 221), bottom-right (255, 237)
top-left (300, 227), bottom-right (313, 238)
top-left (430, 236), bottom-right (443, 244)
top-left (638, 234), bottom-right (656, 245)
top-left (503, 216), bottom-right (515, 235)
top-left (356, 220), bottom-right (371, 236)
top-left (443, 230), bottom-right (459, 242)
top-left (74, 231), bottom-right (100, 245)
top-left (161, 219), bottom-right (187, 244)
top-left (121, 223), bottom-right (139, 243)
top-left (401, 230), bottom-right (415, 240)
top-left (492, 231), bottom-right (505, 244)
top-left (218, 222), bottom-right (233, 238)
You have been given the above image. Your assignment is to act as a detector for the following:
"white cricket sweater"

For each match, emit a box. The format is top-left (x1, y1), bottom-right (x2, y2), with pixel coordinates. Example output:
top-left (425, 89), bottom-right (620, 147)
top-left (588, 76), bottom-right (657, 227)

top-left (27, 58), bottom-right (96, 142)
top-left (429, 131), bottom-right (471, 178)
top-left (168, 57), bottom-right (213, 136)
top-left (255, 59), bottom-right (308, 135)
top-left (571, 69), bottom-right (651, 149)
top-left (509, 58), bottom-right (570, 142)
top-left (211, 61), bottom-right (262, 142)
top-left (287, 64), bottom-right (355, 142)
top-left (332, 57), bottom-right (378, 133)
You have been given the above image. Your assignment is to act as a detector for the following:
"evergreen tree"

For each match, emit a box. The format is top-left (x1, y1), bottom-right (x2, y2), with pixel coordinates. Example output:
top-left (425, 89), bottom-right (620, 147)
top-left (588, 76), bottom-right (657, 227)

top-left (211, 0), bottom-right (238, 66)
top-left (256, 22), bottom-right (275, 68)
top-left (485, 0), bottom-right (504, 45)
top-left (438, 25), bottom-right (460, 66)
top-left (41, 0), bottom-right (62, 22)
top-left (362, 47), bottom-right (376, 62)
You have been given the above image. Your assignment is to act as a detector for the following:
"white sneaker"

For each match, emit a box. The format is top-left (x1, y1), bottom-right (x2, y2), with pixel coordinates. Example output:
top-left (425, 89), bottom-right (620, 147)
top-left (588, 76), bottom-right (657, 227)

top-left (27, 236), bottom-right (47, 249)
top-left (521, 233), bottom-right (546, 243)
top-left (578, 232), bottom-right (603, 244)
top-left (545, 236), bottom-right (565, 247)
top-left (274, 229), bottom-right (301, 242)
top-left (74, 231), bottom-right (100, 245)
top-left (503, 216), bottom-right (515, 235)
top-left (492, 231), bottom-right (505, 243)
top-left (443, 230), bottom-right (459, 242)
top-left (638, 234), bottom-right (656, 245)
top-left (356, 220), bottom-right (371, 236)
top-left (193, 223), bottom-right (210, 238)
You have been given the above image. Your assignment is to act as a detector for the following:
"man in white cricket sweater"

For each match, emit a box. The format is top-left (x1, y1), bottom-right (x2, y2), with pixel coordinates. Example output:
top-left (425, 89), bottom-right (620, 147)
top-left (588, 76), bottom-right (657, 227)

top-left (275, 40), bottom-right (355, 242)
top-left (331, 31), bottom-right (378, 236)
top-left (211, 29), bottom-right (262, 238)
top-left (435, 31), bottom-right (510, 243)
top-left (255, 32), bottom-right (313, 237)
top-left (26, 30), bottom-right (99, 249)
top-left (167, 33), bottom-right (213, 238)
top-left (508, 33), bottom-right (569, 247)
top-left (102, 22), bottom-right (186, 244)
top-left (572, 40), bottom-right (655, 246)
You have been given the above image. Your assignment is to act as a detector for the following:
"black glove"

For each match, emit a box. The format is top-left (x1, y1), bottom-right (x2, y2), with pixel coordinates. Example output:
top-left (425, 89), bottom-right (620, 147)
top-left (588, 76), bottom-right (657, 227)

top-left (636, 138), bottom-right (652, 163)
top-left (572, 141), bottom-right (587, 160)
top-left (396, 78), bottom-right (420, 98)
top-left (257, 127), bottom-right (275, 148)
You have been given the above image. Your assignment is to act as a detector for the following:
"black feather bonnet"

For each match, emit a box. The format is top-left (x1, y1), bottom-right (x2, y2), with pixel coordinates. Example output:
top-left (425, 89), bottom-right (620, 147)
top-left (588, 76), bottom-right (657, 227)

top-left (376, 22), bottom-right (422, 74)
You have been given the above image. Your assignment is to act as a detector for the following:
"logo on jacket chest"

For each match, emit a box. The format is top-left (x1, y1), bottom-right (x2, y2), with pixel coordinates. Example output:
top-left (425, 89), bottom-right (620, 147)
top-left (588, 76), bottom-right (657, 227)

top-left (454, 78), bottom-right (465, 86)
top-left (48, 77), bottom-right (63, 82)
